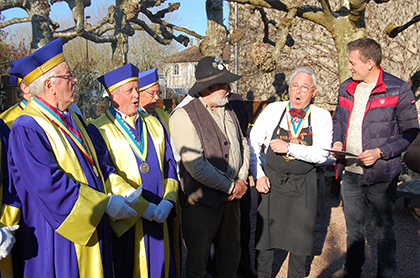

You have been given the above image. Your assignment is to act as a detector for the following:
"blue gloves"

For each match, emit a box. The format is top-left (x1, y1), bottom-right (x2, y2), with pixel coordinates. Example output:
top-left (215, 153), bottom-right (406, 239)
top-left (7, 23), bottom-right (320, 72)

top-left (105, 194), bottom-right (138, 220)
top-left (153, 200), bottom-right (173, 223)
top-left (122, 186), bottom-right (143, 206)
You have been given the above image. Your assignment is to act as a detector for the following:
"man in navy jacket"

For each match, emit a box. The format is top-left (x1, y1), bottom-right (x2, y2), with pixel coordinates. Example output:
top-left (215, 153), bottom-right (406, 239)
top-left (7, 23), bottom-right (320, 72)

top-left (332, 38), bottom-right (419, 278)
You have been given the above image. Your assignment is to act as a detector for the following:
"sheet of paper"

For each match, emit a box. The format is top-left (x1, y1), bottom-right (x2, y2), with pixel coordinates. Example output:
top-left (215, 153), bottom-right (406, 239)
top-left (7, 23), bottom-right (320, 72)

top-left (322, 148), bottom-right (359, 157)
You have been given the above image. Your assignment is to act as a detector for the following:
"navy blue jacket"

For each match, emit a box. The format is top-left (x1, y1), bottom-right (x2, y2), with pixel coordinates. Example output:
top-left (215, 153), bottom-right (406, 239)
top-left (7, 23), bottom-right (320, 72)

top-left (333, 69), bottom-right (419, 185)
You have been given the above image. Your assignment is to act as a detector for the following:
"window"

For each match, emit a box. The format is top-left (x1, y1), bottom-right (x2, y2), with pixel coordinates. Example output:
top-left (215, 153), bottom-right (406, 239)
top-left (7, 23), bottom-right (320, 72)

top-left (190, 63), bottom-right (197, 76)
top-left (173, 64), bottom-right (180, 76)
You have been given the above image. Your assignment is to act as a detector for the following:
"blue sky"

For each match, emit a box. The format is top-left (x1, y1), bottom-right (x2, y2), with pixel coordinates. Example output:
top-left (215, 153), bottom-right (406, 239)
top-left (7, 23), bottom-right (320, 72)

top-left (1, 0), bottom-right (230, 40)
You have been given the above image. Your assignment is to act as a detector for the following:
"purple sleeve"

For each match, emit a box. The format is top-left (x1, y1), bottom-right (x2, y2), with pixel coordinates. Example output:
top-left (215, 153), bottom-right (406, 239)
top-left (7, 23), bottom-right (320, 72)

top-left (8, 117), bottom-right (83, 230)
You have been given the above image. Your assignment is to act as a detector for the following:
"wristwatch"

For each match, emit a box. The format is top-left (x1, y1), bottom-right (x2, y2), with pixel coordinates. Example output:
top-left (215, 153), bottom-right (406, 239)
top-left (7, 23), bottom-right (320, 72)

top-left (379, 149), bottom-right (386, 159)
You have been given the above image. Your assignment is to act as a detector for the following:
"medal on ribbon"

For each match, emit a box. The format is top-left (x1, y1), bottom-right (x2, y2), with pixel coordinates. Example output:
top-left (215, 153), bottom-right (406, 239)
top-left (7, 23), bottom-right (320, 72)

top-left (106, 107), bottom-right (150, 172)
top-left (32, 96), bottom-right (100, 177)
top-left (286, 102), bottom-right (311, 144)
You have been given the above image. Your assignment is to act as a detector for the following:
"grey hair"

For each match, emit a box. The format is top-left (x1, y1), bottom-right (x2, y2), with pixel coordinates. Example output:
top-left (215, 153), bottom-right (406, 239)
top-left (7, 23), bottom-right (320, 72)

top-left (28, 66), bottom-right (61, 96)
top-left (289, 67), bottom-right (317, 88)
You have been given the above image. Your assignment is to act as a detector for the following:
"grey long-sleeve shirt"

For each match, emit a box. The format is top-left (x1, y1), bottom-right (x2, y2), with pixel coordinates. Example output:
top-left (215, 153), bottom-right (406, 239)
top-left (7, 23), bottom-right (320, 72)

top-left (169, 97), bottom-right (250, 194)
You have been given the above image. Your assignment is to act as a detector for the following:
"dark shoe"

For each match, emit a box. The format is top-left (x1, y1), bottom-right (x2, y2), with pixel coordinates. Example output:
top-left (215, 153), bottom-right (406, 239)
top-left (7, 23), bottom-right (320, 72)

top-left (237, 266), bottom-right (257, 278)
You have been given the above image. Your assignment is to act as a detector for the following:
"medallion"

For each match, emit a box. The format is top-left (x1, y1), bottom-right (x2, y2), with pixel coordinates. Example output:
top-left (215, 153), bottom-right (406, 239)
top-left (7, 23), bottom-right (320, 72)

top-left (290, 138), bottom-right (300, 144)
top-left (140, 162), bottom-right (150, 173)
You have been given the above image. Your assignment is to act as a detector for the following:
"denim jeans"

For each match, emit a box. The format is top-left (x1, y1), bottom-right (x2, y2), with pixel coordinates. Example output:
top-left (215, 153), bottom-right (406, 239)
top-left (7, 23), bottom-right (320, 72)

top-left (341, 171), bottom-right (397, 278)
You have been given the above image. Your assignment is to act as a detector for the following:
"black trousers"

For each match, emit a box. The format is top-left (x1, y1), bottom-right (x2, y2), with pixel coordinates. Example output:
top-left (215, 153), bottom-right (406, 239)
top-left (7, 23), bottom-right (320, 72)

top-left (256, 249), bottom-right (306, 278)
top-left (182, 200), bottom-right (241, 278)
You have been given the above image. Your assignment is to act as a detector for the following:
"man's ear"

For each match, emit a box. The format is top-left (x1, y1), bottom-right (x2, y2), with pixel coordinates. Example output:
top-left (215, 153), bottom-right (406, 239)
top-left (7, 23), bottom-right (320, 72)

top-left (311, 88), bottom-right (317, 99)
top-left (44, 78), bottom-right (54, 93)
top-left (367, 59), bottom-right (375, 71)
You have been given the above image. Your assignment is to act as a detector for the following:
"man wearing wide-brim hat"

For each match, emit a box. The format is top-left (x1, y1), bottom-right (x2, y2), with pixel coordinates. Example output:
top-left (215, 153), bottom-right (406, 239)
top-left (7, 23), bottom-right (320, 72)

top-left (169, 56), bottom-right (250, 277)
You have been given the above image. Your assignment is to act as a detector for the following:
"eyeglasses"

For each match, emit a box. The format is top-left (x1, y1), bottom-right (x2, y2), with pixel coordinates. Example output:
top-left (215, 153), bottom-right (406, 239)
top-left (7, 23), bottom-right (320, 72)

top-left (49, 73), bottom-right (76, 81)
top-left (143, 90), bottom-right (161, 98)
top-left (289, 83), bottom-right (314, 93)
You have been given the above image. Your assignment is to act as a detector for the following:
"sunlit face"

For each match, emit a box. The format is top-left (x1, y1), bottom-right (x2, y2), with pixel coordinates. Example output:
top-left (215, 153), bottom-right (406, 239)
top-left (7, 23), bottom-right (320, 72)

top-left (110, 81), bottom-right (140, 116)
top-left (139, 83), bottom-right (160, 113)
top-left (50, 62), bottom-right (78, 111)
top-left (289, 72), bottom-right (316, 110)
top-left (347, 50), bottom-right (371, 82)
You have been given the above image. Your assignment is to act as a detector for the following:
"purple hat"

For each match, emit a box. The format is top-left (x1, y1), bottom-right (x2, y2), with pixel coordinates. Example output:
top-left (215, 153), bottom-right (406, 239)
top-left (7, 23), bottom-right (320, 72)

top-left (9, 38), bottom-right (65, 85)
top-left (97, 63), bottom-right (140, 92)
top-left (138, 67), bottom-right (158, 91)
top-left (9, 56), bottom-right (30, 87)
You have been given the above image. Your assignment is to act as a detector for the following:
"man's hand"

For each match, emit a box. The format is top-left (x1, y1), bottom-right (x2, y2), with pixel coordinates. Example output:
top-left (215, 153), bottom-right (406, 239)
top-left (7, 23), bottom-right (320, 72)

top-left (269, 139), bottom-right (289, 154)
top-left (105, 194), bottom-right (138, 220)
top-left (152, 200), bottom-right (173, 223)
top-left (255, 176), bottom-right (270, 194)
top-left (357, 148), bottom-right (381, 166)
top-left (231, 178), bottom-right (248, 199)
top-left (142, 203), bottom-right (157, 221)
top-left (122, 186), bottom-right (143, 207)
top-left (331, 141), bottom-right (344, 159)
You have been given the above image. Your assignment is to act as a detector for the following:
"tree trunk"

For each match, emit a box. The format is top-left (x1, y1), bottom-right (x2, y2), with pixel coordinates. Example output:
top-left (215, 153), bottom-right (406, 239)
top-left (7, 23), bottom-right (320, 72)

top-left (330, 22), bottom-right (366, 83)
top-left (200, 0), bottom-right (227, 59)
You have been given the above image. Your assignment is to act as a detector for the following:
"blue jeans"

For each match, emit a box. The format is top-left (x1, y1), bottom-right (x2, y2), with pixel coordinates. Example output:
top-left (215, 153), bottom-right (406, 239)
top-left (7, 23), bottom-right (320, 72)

top-left (341, 171), bottom-right (397, 278)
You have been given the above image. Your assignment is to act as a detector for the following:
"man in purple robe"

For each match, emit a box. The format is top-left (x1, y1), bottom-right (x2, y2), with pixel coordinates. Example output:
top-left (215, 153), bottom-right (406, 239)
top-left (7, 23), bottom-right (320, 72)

top-left (88, 64), bottom-right (179, 278)
top-left (4, 38), bottom-right (138, 278)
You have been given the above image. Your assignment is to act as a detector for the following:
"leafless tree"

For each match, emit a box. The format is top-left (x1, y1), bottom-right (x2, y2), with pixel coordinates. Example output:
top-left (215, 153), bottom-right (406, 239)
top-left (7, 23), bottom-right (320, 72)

top-left (0, 0), bottom-right (197, 68)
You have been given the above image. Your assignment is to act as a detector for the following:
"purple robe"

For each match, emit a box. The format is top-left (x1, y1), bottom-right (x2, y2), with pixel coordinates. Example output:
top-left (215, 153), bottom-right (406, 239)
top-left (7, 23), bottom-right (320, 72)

top-left (88, 111), bottom-right (179, 278)
top-left (6, 112), bottom-right (113, 278)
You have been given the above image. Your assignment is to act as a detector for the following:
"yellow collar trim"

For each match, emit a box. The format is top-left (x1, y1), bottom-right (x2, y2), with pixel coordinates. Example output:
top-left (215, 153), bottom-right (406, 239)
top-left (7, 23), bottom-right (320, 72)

top-left (107, 77), bottom-right (139, 92)
top-left (24, 53), bottom-right (65, 84)
top-left (139, 80), bottom-right (158, 92)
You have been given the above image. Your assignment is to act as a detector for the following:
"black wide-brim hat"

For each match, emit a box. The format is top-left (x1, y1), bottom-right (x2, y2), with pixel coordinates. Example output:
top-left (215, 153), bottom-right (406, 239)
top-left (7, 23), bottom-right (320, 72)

top-left (188, 56), bottom-right (242, 97)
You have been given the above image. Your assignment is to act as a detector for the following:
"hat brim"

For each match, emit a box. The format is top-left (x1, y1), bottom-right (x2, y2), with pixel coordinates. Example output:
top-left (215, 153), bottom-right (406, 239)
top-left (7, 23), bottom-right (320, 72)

top-left (188, 71), bottom-right (242, 97)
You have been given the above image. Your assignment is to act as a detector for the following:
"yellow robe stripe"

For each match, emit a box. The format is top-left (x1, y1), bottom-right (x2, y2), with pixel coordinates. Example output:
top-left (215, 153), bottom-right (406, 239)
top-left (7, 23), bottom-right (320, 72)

top-left (22, 102), bottom-right (108, 278)
top-left (0, 205), bottom-right (20, 227)
top-left (134, 221), bottom-right (149, 278)
top-left (155, 108), bottom-right (170, 136)
top-left (0, 101), bottom-right (25, 129)
top-left (93, 109), bottom-right (176, 278)
top-left (0, 256), bottom-right (13, 278)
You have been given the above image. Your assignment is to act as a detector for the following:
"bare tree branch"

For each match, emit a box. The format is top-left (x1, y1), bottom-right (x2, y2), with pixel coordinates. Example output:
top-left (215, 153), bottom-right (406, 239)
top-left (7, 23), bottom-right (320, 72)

top-left (386, 15), bottom-right (420, 38)
top-left (0, 17), bottom-right (30, 28)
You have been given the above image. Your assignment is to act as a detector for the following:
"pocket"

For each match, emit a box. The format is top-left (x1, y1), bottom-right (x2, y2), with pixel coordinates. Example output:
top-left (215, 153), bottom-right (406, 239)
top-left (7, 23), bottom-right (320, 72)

top-left (273, 173), bottom-right (306, 196)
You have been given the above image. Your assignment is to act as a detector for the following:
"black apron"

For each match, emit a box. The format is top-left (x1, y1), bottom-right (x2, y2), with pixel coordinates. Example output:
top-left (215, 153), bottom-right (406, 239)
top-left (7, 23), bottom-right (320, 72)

top-left (255, 107), bottom-right (318, 255)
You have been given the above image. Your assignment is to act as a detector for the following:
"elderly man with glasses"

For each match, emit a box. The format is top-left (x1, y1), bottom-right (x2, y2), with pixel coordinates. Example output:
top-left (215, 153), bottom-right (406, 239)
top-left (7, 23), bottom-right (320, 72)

top-left (137, 68), bottom-right (172, 133)
top-left (88, 64), bottom-right (179, 278)
top-left (4, 38), bottom-right (138, 278)
top-left (249, 67), bottom-right (333, 278)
